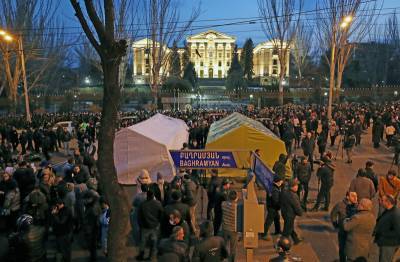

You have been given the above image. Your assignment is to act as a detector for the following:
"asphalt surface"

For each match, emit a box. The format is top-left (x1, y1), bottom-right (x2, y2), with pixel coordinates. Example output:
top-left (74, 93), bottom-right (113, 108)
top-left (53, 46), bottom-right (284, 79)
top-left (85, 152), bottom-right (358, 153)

top-left (4, 127), bottom-right (400, 261)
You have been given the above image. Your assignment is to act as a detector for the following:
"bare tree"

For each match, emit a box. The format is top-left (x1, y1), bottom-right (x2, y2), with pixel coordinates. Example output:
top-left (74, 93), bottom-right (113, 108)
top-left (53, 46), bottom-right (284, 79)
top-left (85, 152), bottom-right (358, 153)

top-left (258, 0), bottom-right (303, 105)
top-left (70, 0), bottom-right (130, 260)
top-left (316, 0), bottom-right (380, 117)
top-left (0, 0), bottom-right (67, 106)
top-left (143, 0), bottom-right (199, 104)
top-left (292, 21), bottom-right (313, 83)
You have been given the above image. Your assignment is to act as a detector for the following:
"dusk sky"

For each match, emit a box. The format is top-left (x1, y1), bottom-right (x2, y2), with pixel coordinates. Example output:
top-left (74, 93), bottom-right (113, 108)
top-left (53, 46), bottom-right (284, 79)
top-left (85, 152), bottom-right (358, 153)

top-left (59, 0), bottom-right (400, 46)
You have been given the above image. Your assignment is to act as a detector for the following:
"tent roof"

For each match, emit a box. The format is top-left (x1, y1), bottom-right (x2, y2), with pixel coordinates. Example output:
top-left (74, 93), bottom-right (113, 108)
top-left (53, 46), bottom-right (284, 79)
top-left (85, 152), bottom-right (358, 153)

top-left (207, 112), bottom-right (279, 144)
top-left (127, 113), bottom-right (188, 149)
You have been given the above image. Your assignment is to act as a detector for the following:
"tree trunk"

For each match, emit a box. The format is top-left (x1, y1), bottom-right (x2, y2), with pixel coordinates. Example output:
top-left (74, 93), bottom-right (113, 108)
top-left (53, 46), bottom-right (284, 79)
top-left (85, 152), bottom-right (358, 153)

top-left (98, 58), bottom-right (131, 261)
top-left (336, 69), bottom-right (344, 103)
top-left (278, 72), bottom-right (284, 105)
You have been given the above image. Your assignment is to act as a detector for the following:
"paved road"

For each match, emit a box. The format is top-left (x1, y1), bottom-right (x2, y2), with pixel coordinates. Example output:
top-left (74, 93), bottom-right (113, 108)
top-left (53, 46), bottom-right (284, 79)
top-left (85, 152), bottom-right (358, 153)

top-left (293, 129), bottom-right (400, 262)
top-left (35, 128), bottom-right (400, 261)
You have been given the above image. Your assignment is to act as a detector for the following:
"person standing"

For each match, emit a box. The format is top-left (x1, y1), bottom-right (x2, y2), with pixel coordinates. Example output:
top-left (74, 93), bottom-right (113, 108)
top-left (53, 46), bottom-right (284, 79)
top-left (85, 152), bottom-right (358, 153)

top-left (52, 199), bottom-right (74, 262)
top-left (378, 170), bottom-right (400, 214)
top-left (280, 179), bottom-right (303, 245)
top-left (330, 191), bottom-right (358, 262)
top-left (329, 121), bottom-right (339, 147)
top-left (213, 178), bottom-right (231, 236)
top-left (365, 161), bottom-right (378, 192)
top-left (137, 190), bottom-right (164, 261)
top-left (62, 128), bottom-right (72, 156)
top-left (221, 190), bottom-right (239, 262)
top-left (262, 176), bottom-right (283, 240)
top-left (296, 156), bottom-right (312, 209)
top-left (349, 169), bottom-right (376, 200)
top-left (192, 221), bottom-right (228, 262)
top-left (206, 169), bottom-right (221, 221)
top-left (301, 132), bottom-right (315, 171)
top-left (312, 157), bottom-right (335, 211)
top-left (343, 198), bottom-right (376, 261)
top-left (343, 133), bottom-right (356, 164)
top-left (373, 194), bottom-right (400, 262)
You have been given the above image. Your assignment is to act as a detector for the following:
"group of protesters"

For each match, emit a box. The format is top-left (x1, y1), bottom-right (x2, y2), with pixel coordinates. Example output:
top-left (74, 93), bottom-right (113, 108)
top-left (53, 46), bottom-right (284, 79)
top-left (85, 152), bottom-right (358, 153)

top-left (0, 102), bottom-right (399, 261)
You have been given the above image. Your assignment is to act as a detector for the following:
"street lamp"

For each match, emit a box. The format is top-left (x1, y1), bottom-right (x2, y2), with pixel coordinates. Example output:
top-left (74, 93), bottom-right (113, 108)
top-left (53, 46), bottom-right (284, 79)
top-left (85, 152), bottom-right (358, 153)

top-left (0, 29), bottom-right (31, 122)
top-left (327, 15), bottom-right (353, 120)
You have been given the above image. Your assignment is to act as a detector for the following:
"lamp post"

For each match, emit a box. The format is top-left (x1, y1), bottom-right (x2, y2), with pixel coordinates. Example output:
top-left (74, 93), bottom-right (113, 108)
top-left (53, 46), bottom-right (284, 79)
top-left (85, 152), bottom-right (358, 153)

top-left (327, 15), bottom-right (352, 120)
top-left (0, 30), bottom-right (31, 122)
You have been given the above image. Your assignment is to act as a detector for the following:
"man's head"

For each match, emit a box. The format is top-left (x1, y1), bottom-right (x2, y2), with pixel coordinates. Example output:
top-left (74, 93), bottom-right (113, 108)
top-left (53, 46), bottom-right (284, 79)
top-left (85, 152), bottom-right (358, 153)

top-left (387, 170), bottom-right (396, 180)
top-left (199, 220), bottom-right (214, 238)
top-left (366, 161), bottom-right (374, 169)
top-left (288, 179), bottom-right (299, 192)
top-left (301, 156), bottom-right (308, 165)
top-left (346, 191), bottom-right (358, 205)
top-left (222, 178), bottom-right (232, 190)
top-left (380, 194), bottom-right (396, 210)
top-left (357, 198), bottom-right (373, 212)
top-left (228, 190), bottom-right (238, 202)
top-left (73, 165), bottom-right (80, 174)
top-left (307, 132), bottom-right (312, 138)
top-left (169, 209), bottom-right (182, 225)
top-left (273, 176), bottom-right (284, 187)
top-left (171, 226), bottom-right (184, 241)
top-left (2, 172), bottom-right (11, 182)
top-left (157, 172), bottom-right (164, 185)
top-left (171, 190), bottom-right (182, 202)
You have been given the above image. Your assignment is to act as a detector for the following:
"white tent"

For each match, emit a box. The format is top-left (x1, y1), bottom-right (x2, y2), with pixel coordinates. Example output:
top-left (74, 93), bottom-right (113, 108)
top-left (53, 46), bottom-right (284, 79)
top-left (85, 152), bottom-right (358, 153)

top-left (114, 113), bottom-right (189, 185)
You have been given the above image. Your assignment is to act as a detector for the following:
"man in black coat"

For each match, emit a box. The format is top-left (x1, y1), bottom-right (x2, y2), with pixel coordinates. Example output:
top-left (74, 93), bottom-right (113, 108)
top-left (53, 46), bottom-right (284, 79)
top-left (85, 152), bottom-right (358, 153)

top-left (296, 156), bottom-right (312, 208)
top-left (364, 161), bottom-right (378, 191)
top-left (280, 180), bottom-right (303, 244)
top-left (13, 161), bottom-right (36, 204)
top-left (206, 169), bottom-right (221, 220)
top-left (161, 191), bottom-right (191, 238)
top-left (312, 157), bottom-right (335, 211)
top-left (301, 132), bottom-right (315, 171)
top-left (374, 194), bottom-right (400, 262)
top-left (192, 221), bottom-right (228, 262)
top-left (137, 190), bottom-right (164, 260)
top-left (262, 176), bottom-right (283, 240)
top-left (52, 200), bottom-right (74, 262)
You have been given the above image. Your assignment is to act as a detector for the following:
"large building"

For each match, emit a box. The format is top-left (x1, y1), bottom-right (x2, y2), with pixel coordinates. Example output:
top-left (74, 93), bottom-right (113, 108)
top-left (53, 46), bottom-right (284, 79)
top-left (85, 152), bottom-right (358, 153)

top-left (131, 30), bottom-right (290, 84)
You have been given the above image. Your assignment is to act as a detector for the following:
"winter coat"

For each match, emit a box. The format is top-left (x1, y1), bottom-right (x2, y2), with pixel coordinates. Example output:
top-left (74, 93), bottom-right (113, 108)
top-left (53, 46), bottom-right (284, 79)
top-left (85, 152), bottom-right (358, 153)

top-left (280, 189), bottom-right (303, 220)
top-left (4, 187), bottom-right (21, 213)
top-left (266, 183), bottom-right (281, 210)
top-left (343, 210), bottom-right (376, 260)
top-left (349, 176), bottom-right (375, 200)
top-left (296, 163), bottom-right (311, 184)
top-left (374, 206), bottom-right (400, 247)
top-left (316, 164), bottom-right (334, 188)
top-left (192, 236), bottom-right (228, 262)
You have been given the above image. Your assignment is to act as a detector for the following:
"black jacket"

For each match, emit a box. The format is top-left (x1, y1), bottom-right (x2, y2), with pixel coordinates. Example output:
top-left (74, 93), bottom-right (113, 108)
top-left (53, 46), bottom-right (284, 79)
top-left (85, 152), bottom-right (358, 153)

top-left (280, 189), bottom-right (303, 219)
top-left (365, 167), bottom-right (378, 191)
top-left (266, 183), bottom-right (281, 210)
top-left (316, 164), bottom-right (334, 187)
top-left (158, 238), bottom-right (188, 262)
top-left (138, 198), bottom-right (163, 229)
top-left (374, 206), bottom-right (400, 246)
top-left (192, 236), bottom-right (228, 262)
top-left (301, 137), bottom-right (315, 155)
top-left (296, 163), bottom-right (311, 184)
top-left (52, 206), bottom-right (74, 236)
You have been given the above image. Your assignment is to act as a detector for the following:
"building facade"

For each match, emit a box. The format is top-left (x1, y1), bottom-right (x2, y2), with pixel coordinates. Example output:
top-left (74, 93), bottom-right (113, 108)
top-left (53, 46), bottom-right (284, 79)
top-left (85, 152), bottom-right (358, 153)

top-left (131, 30), bottom-right (290, 84)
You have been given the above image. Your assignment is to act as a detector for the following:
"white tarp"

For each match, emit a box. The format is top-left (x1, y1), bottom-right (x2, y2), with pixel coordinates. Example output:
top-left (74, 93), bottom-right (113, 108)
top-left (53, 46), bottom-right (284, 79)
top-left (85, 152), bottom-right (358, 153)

top-left (114, 113), bottom-right (189, 185)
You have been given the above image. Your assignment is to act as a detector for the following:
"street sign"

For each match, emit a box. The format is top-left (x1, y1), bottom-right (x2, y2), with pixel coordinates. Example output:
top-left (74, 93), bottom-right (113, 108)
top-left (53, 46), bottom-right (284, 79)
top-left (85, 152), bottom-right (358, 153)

top-left (169, 150), bottom-right (237, 169)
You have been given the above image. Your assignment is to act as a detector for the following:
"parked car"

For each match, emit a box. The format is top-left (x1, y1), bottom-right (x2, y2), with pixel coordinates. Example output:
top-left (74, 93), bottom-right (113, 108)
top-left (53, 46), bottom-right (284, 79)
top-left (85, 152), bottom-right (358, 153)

top-left (52, 121), bottom-right (74, 134)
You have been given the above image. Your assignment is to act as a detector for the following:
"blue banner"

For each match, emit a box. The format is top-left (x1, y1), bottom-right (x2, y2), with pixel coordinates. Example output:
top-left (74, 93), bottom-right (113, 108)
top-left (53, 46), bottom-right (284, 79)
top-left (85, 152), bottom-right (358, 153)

top-left (252, 154), bottom-right (274, 193)
top-left (170, 150), bottom-right (237, 169)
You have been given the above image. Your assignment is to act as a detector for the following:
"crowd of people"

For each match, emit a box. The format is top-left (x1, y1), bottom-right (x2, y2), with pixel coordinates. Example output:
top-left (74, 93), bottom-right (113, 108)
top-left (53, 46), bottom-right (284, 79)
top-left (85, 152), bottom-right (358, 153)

top-left (0, 102), bottom-right (399, 261)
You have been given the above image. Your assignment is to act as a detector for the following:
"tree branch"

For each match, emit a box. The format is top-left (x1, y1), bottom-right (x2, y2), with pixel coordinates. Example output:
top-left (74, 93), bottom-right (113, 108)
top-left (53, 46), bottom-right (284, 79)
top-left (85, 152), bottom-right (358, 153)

top-left (70, 0), bottom-right (102, 55)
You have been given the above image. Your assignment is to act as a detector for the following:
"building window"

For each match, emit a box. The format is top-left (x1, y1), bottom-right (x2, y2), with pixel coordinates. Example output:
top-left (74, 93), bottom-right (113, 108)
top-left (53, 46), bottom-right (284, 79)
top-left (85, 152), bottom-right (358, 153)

top-left (200, 61), bottom-right (203, 66)
top-left (209, 52), bottom-right (213, 58)
top-left (209, 62), bottom-right (213, 66)
top-left (200, 70), bottom-right (204, 78)
top-left (273, 59), bottom-right (278, 65)
top-left (218, 52), bottom-right (222, 58)
top-left (137, 65), bottom-right (142, 75)
top-left (227, 53), bottom-right (230, 58)
top-left (218, 61), bottom-right (222, 67)
top-left (227, 62), bottom-right (230, 66)
top-left (272, 68), bottom-right (278, 75)
top-left (218, 70), bottom-right (222, 78)
top-left (145, 68), bottom-right (150, 74)
top-left (145, 58), bottom-right (150, 65)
